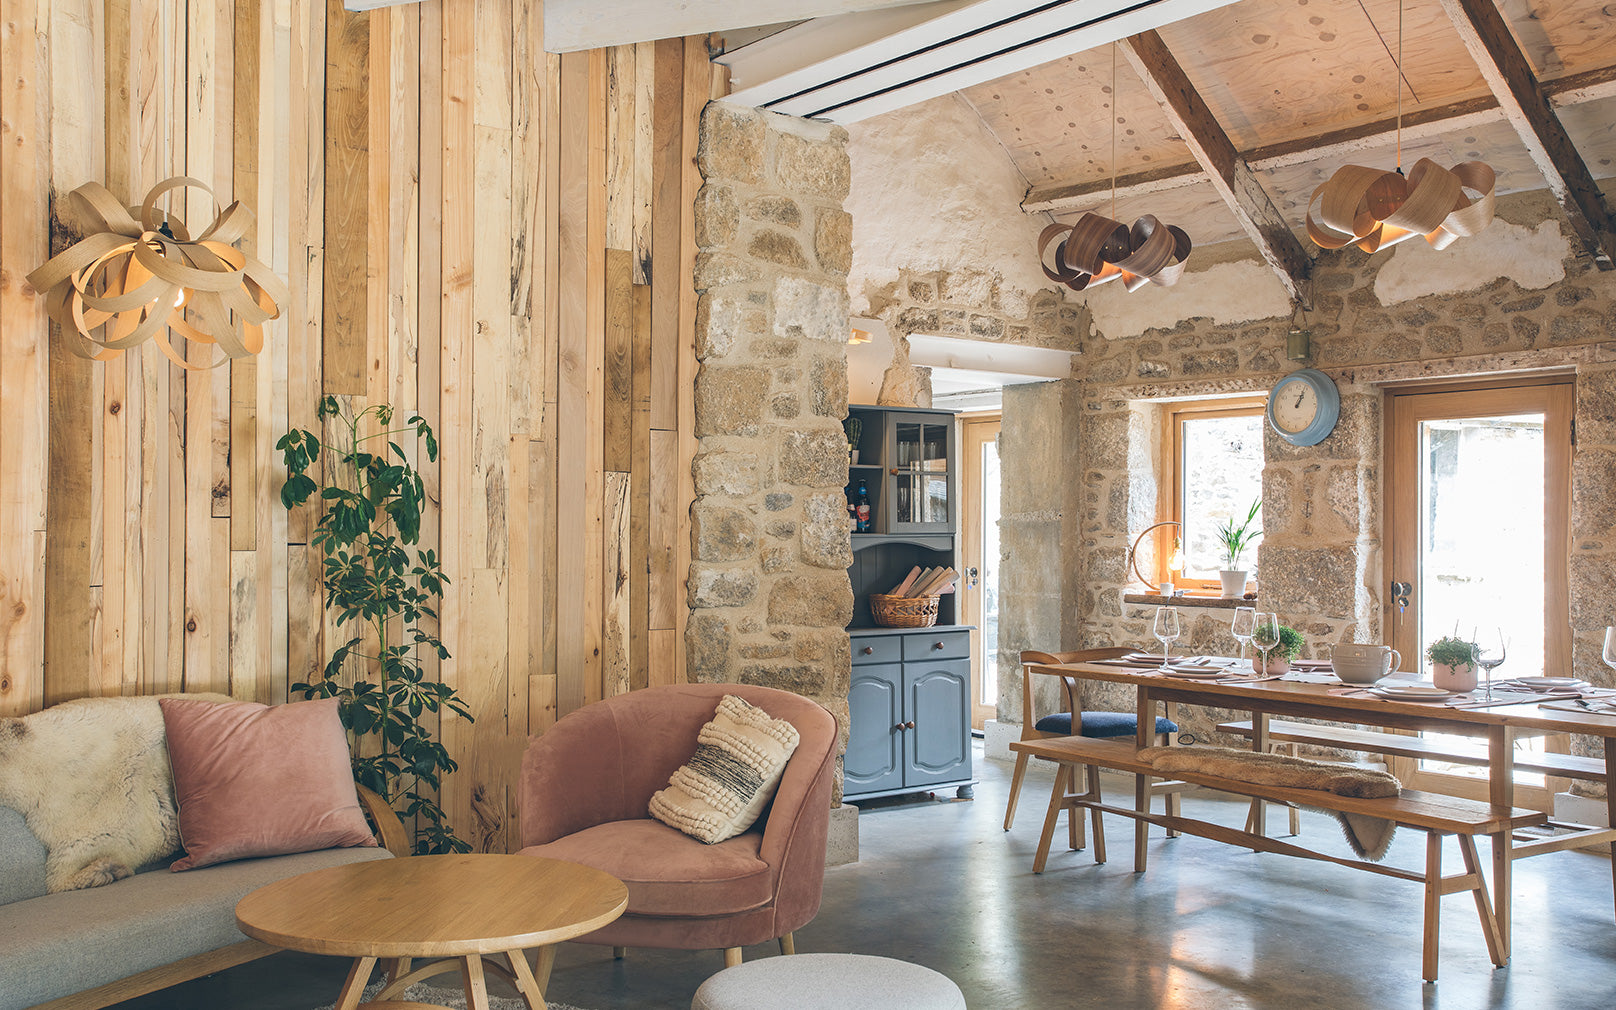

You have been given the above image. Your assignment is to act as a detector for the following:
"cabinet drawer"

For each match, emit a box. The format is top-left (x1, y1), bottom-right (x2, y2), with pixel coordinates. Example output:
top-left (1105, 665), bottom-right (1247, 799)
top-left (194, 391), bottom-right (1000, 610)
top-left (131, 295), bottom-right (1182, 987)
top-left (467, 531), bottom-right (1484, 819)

top-left (902, 631), bottom-right (970, 662)
top-left (851, 636), bottom-right (902, 665)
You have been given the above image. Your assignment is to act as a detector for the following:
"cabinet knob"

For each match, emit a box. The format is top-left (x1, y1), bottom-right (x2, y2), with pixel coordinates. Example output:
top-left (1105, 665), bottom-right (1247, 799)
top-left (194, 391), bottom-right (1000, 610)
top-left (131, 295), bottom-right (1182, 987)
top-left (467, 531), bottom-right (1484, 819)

top-left (860, 646), bottom-right (874, 655)
top-left (932, 641), bottom-right (945, 650)
top-left (892, 723), bottom-right (906, 733)
top-left (905, 720), bottom-right (916, 730)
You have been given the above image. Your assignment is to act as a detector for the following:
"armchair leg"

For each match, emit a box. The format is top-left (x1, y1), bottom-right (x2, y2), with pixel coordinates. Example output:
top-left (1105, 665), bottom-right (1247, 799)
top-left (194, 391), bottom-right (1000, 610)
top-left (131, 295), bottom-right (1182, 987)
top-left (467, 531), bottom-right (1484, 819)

top-left (1003, 752), bottom-right (1031, 830)
top-left (612, 946), bottom-right (626, 960)
top-left (778, 933), bottom-right (795, 955)
top-left (724, 947), bottom-right (743, 968)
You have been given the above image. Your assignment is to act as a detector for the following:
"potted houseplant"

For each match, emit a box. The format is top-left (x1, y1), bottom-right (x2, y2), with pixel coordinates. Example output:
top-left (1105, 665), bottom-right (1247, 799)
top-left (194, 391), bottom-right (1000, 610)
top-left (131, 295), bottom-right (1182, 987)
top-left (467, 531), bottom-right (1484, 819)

top-left (1426, 635), bottom-right (1479, 692)
top-left (1251, 623), bottom-right (1304, 675)
top-left (844, 416), bottom-right (862, 465)
top-left (279, 398), bottom-right (474, 854)
top-left (1215, 498), bottom-right (1263, 599)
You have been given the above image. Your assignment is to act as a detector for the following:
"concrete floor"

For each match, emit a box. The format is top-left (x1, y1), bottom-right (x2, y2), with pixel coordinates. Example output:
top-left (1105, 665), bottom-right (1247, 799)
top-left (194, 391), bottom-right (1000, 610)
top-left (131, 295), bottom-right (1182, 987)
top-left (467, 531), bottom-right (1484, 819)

top-left (111, 745), bottom-right (1616, 1010)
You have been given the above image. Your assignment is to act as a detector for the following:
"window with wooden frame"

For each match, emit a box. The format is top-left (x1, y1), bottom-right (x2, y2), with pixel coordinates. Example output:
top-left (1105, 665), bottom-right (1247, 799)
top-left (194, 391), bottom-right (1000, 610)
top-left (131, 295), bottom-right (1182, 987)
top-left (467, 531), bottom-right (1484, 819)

top-left (1158, 397), bottom-right (1267, 593)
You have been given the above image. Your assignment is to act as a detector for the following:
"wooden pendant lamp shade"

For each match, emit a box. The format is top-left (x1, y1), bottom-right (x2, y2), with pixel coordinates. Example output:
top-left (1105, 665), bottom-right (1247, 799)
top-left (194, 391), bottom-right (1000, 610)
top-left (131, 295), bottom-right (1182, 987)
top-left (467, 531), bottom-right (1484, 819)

top-left (1038, 213), bottom-right (1193, 292)
top-left (26, 177), bottom-right (288, 369)
top-left (1305, 158), bottom-right (1496, 253)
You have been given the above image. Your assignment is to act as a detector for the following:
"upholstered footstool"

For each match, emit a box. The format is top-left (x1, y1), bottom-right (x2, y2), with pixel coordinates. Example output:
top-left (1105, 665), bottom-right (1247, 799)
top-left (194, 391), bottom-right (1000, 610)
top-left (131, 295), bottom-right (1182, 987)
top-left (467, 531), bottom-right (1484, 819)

top-left (692, 953), bottom-right (967, 1009)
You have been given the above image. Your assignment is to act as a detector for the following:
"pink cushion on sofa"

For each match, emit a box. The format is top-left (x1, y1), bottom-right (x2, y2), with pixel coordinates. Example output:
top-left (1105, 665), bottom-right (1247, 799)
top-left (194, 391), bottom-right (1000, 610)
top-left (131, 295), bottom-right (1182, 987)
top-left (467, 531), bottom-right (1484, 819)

top-left (520, 819), bottom-right (772, 917)
top-left (159, 697), bottom-right (376, 871)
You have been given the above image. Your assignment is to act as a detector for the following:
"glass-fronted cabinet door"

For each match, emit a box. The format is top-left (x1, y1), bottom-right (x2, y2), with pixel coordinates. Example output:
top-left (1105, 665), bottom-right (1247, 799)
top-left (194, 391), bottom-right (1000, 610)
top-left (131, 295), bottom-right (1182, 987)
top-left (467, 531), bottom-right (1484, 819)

top-left (884, 411), bottom-right (955, 534)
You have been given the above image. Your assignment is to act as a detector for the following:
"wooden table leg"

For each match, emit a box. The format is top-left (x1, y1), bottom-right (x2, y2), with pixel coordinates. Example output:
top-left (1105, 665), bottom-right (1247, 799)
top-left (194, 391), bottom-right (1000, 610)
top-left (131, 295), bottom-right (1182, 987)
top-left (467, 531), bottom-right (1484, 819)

top-left (1458, 835), bottom-right (1506, 969)
top-left (1422, 832), bottom-right (1442, 983)
top-left (506, 949), bottom-right (549, 1010)
top-left (1250, 712), bottom-right (1270, 846)
top-left (1488, 725), bottom-right (1515, 962)
top-left (335, 956), bottom-right (376, 1010)
top-left (461, 954), bottom-right (490, 1010)
top-left (534, 945), bottom-right (557, 994)
top-left (1606, 736), bottom-right (1616, 924)
top-left (1134, 689), bottom-right (1151, 873)
top-left (1033, 763), bottom-right (1072, 873)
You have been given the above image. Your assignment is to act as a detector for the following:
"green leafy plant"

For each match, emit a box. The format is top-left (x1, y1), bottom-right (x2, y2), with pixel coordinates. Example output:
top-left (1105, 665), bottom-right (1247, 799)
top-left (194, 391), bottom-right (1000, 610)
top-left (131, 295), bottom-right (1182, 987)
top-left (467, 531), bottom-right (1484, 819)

top-left (1215, 498), bottom-right (1263, 570)
top-left (1426, 635), bottom-right (1478, 671)
top-left (1251, 623), bottom-right (1304, 660)
top-left (278, 397), bottom-right (473, 855)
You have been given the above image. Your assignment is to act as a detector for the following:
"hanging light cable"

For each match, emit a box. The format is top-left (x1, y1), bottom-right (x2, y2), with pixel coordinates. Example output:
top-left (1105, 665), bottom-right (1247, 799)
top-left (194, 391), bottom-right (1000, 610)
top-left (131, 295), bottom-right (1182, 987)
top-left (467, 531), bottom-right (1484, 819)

top-left (1037, 42), bottom-right (1193, 292)
top-left (1305, 0), bottom-right (1495, 253)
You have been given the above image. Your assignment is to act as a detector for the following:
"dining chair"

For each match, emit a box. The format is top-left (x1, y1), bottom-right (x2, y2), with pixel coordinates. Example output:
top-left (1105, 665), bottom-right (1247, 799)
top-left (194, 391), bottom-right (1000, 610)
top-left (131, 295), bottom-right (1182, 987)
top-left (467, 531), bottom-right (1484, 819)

top-left (1003, 648), bottom-right (1183, 840)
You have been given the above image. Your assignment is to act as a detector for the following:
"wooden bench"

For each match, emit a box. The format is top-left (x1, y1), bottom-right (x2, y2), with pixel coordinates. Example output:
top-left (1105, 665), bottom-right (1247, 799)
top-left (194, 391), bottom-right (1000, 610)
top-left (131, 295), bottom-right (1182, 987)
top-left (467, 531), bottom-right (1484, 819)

top-left (1012, 735), bottom-right (1547, 982)
top-left (1217, 718), bottom-right (1616, 860)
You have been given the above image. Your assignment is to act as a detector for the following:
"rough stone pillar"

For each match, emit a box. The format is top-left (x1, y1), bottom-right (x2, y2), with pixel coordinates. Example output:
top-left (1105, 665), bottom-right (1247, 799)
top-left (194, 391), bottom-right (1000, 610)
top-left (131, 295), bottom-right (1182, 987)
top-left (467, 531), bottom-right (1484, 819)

top-left (1257, 384), bottom-right (1382, 646)
top-left (688, 104), bottom-right (855, 792)
top-left (1570, 362), bottom-right (1616, 795)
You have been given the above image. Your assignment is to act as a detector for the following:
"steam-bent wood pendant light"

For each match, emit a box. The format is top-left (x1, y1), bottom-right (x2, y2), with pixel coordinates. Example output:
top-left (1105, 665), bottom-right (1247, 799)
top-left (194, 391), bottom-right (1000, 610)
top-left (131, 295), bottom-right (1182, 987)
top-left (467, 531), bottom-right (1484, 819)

top-left (1036, 43), bottom-right (1192, 293)
top-left (26, 177), bottom-right (288, 369)
top-left (1305, 0), bottom-right (1495, 253)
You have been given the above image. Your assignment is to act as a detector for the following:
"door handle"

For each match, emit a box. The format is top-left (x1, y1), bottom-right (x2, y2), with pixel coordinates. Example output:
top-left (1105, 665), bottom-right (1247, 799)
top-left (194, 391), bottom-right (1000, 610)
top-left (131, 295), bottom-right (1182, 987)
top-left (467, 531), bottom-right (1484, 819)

top-left (965, 566), bottom-right (980, 589)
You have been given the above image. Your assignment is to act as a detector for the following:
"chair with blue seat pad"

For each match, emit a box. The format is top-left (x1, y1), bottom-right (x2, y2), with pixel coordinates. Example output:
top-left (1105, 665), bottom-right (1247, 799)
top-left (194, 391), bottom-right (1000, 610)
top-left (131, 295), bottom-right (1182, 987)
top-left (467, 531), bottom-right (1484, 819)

top-left (1003, 649), bottom-right (1185, 846)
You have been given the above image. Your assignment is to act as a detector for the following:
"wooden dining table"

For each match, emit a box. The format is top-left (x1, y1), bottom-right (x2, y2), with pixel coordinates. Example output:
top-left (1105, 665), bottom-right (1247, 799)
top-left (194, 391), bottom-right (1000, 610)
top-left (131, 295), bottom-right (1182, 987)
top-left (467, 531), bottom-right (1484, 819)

top-left (1026, 658), bottom-right (1616, 958)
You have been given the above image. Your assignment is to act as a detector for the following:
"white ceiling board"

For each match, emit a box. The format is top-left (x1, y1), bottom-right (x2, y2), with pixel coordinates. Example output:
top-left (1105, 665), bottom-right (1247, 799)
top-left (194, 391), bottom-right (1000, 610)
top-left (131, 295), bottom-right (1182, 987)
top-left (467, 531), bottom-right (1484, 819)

top-left (541, 0), bottom-right (939, 53)
top-left (906, 334), bottom-right (1078, 378)
top-left (718, 2), bottom-right (975, 91)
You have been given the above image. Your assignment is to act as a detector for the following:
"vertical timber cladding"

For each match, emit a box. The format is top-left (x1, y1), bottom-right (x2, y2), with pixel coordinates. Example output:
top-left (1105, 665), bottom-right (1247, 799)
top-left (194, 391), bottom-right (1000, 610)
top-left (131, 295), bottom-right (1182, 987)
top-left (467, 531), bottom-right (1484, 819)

top-left (4, 0), bottom-right (708, 855)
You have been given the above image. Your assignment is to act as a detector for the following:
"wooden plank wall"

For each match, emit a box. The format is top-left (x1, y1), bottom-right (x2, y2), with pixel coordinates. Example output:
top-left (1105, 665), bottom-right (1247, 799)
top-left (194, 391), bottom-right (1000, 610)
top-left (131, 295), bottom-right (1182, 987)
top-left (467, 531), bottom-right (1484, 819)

top-left (0, 0), bottom-right (706, 855)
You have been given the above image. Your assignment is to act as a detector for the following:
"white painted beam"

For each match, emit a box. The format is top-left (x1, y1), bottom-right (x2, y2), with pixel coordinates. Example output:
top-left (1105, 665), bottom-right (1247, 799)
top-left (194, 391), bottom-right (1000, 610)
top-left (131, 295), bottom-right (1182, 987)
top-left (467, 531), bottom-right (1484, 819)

top-left (541, 0), bottom-right (940, 53)
top-left (719, 0), bottom-right (1243, 124)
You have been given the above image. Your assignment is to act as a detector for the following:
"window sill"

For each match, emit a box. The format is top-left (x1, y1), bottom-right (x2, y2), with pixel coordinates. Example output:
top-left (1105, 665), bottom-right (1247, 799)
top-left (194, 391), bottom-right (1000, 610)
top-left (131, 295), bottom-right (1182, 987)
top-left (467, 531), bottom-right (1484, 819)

top-left (1124, 592), bottom-right (1256, 610)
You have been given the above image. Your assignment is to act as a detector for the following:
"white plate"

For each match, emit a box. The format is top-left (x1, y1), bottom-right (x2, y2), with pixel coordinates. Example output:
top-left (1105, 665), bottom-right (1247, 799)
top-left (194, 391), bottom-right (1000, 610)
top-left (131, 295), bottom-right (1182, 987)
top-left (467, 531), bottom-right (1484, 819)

top-left (1372, 685), bottom-right (1456, 702)
top-left (1160, 667), bottom-right (1226, 679)
top-left (1514, 677), bottom-right (1587, 691)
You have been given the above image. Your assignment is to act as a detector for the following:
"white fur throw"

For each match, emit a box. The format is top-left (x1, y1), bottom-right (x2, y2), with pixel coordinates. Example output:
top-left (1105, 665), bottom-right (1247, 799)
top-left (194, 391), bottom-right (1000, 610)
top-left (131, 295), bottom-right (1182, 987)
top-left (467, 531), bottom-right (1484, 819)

top-left (0, 693), bottom-right (230, 892)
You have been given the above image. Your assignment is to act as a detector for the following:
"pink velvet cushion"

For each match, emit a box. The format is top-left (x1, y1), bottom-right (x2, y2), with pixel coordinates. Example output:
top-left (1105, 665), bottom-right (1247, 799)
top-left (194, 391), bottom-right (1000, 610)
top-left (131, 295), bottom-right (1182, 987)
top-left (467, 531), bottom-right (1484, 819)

top-left (159, 697), bottom-right (376, 871)
top-left (520, 819), bottom-right (772, 917)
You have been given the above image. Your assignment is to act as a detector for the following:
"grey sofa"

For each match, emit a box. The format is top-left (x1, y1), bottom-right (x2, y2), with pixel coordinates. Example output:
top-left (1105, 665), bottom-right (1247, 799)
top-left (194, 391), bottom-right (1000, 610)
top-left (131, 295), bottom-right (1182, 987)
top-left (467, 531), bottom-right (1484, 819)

top-left (0, 792), bottom-right (401, 1010)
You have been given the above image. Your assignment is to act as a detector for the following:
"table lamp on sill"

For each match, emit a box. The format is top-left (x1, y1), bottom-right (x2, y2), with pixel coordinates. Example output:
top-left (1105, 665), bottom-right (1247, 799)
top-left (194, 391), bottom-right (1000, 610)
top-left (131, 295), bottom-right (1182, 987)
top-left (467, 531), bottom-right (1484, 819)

top-left (1162, 539), bottom-right (1185, 597)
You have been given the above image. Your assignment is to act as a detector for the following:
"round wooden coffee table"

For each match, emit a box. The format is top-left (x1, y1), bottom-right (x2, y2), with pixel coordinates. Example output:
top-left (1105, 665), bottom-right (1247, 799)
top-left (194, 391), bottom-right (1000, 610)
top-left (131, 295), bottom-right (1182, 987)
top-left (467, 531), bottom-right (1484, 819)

top-left (235, 853), bottom-right (627, 1010)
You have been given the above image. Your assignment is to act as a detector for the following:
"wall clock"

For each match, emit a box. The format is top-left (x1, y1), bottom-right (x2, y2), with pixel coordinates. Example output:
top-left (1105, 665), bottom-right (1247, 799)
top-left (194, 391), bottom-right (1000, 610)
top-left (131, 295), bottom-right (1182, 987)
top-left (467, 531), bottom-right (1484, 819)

top-left (1267, 368), bottom-right (1340, 446)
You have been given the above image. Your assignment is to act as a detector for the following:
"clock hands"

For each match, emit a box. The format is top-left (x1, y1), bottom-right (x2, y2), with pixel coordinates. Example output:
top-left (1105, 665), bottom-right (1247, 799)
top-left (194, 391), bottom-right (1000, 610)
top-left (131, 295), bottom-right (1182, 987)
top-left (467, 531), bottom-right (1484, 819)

top-left (1294, 391), bottom-right (1305, 410)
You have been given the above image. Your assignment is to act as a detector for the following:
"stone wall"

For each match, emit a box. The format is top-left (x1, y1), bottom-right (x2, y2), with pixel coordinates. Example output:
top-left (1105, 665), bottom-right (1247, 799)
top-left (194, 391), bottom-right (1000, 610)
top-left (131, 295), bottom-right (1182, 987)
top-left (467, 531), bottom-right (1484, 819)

top-left (1044, 208), bottom-right (1616, 782)
top-left (689, 103), bottom-right (855, 797)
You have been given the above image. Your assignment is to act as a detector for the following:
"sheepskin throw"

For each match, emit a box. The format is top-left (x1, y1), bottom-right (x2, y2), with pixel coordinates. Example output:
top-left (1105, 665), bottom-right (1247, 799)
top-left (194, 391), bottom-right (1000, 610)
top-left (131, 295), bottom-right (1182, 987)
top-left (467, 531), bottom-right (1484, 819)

top-left (1140, 745), bottom-right (1402, 861)
top-left (649, 695), bottom-right (801, 844)
top-left (0, 694), bottom-right (229, 892)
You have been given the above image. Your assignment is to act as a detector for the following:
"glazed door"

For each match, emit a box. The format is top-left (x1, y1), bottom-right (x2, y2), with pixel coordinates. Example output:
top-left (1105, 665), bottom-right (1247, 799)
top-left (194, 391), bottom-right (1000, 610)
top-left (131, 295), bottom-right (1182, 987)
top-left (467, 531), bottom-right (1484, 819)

top-left (885, 412), bottom-right (954, 534)
top-left (960, 414), bottom-right (1001, 730)
top-left (1385, 378), bottom-right (1572, 803)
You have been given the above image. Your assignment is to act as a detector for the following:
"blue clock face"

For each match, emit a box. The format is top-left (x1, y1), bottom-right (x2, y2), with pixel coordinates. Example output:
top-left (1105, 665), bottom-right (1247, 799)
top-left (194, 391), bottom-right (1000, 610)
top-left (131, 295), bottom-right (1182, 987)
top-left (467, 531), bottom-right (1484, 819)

top-left (1267, 368), bottom-right (1340, 446)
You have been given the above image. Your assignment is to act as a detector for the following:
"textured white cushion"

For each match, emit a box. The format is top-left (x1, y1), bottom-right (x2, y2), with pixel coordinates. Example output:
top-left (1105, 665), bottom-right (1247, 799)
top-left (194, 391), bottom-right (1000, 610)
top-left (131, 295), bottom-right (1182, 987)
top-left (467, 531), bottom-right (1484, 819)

top-left (649, 695), bottom-right (800, 844)
top-left (692, 954), bottom-right (967, 1010)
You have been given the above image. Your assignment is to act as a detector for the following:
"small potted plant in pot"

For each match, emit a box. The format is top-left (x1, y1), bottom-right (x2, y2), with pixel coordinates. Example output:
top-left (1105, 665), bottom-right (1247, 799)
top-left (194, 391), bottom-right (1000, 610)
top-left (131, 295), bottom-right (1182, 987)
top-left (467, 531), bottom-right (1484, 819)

top-left (1427, 635), bottom-right (1479, 691)
top-left (1215, 499), bottom-right (1262, 599)
top-left (843, 417), bottom-right (862, 465)
top-left (1251, 623), bottom-right (1304, 674)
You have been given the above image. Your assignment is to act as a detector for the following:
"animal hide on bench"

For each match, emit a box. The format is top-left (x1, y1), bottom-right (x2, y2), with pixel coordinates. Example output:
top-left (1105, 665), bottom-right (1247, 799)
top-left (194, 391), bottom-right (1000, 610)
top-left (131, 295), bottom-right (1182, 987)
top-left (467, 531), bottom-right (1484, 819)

top-left (1140, 745), bottom-right (1402, 861)
top-left (0, 693), bottom-right (230, 892)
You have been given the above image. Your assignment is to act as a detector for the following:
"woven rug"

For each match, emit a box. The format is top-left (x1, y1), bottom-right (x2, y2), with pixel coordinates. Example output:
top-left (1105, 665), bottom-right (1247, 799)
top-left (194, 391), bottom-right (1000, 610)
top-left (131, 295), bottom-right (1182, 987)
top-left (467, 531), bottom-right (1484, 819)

top-left (313, 980), bottom-right (592, 1010)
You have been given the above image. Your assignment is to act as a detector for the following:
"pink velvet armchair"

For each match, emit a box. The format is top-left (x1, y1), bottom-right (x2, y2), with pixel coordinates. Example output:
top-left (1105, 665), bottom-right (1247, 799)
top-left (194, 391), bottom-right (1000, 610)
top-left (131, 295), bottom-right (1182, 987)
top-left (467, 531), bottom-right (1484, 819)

top-left (518, 683), bottom-right (838, 966)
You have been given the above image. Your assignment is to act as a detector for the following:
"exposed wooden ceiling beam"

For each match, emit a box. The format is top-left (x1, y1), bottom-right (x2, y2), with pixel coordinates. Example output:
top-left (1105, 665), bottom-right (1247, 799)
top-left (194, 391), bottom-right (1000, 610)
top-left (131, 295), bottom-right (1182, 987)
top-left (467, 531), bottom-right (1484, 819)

top-left (1119, 30), bottom-right (1312, 306)
top-left (1436, 0), bottom-right (1615, 268)
top-left (1023, 63), bottom-right (1616, 213)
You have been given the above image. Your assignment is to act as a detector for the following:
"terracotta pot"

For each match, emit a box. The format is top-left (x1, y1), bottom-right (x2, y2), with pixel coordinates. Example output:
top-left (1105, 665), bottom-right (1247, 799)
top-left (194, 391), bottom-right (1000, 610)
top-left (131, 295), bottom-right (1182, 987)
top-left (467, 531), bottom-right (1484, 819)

top-left (1251, 654), bottom-right (1291, 675)
top-left (1432, 661), bottom-right (1478, 692)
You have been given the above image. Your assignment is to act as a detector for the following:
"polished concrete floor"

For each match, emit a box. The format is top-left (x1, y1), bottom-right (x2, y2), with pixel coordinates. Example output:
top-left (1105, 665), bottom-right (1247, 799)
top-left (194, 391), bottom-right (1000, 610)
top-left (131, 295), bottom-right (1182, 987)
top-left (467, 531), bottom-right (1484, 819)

top-left (112, 746), bottom-right (1616, 1010)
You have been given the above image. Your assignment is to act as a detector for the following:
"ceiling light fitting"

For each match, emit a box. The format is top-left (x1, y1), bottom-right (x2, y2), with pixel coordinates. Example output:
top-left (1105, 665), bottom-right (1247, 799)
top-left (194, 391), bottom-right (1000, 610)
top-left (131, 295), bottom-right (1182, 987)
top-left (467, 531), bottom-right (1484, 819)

top-left (1036, 42), bottom-right (1192, 293)
top-left (27, 177), bottom-right (287, 369)
top-left (1306, 0), bottom-right (1495, 253)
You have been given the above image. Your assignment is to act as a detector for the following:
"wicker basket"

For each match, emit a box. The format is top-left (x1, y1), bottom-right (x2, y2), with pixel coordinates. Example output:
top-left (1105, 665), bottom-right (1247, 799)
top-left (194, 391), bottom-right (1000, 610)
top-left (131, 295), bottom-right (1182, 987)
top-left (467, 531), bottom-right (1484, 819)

top-left (870, 593), bottom-right (940, 629)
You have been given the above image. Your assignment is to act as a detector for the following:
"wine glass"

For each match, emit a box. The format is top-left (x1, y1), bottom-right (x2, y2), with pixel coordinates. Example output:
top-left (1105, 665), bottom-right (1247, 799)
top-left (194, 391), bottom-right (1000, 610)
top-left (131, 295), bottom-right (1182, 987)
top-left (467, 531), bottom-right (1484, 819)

top-left (1604, 627), bottom-right (1616, 672)
top-left (1250, 612), bottom-right (1281, 675)
top-left (1153, 607), bottom-right (1181, 670)
top-left (1475, 628), bottom-right (1507, 701)
top-left (1231, 606), bottom-right (1257, 661)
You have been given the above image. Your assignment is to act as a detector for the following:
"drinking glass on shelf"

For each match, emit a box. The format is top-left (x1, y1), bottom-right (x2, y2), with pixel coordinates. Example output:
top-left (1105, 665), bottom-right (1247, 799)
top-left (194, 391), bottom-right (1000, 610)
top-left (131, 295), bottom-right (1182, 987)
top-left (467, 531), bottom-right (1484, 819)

top-left (1250, 612), bottom-right (1281, 675)
top-left (1153, 607), bottom-right (1181, 671)
top-left (1231, 606), bottom-right (1257, 661)
top-left (1475, 628), bottom-right (1507, 701)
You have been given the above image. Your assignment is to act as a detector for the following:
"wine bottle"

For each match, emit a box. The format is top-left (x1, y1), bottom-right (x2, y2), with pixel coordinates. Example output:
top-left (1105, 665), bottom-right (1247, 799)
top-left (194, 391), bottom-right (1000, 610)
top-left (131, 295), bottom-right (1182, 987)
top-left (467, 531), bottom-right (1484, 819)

top-left (855, 480), bottom-right (872, 533)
